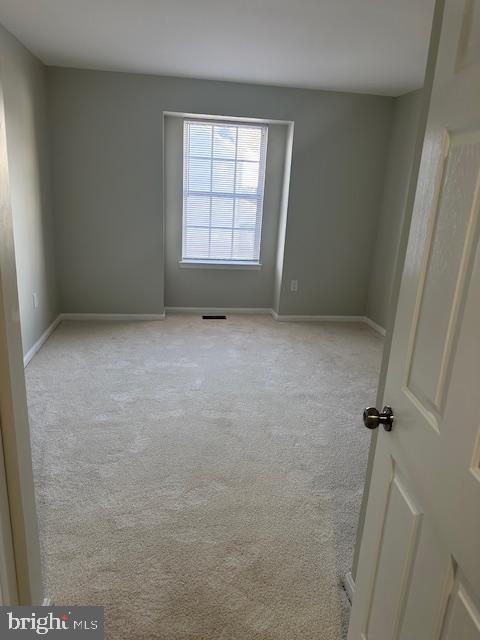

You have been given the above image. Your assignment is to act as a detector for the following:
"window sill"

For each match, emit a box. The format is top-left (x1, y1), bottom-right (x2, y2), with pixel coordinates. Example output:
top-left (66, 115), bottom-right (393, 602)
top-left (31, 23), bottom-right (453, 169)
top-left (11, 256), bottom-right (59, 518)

top-left (179, 260), bottom-right (262, 270)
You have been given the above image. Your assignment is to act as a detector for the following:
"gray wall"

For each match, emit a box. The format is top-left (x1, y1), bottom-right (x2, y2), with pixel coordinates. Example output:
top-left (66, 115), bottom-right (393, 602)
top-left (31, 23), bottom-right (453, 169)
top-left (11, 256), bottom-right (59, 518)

top-left (276, 100), bottom-right (394, 316)
top-left (0, 25), bottom-right (58, 355)
top-left (47, 67), bottom-right (394, 315)
top-left (366, 90), bottom-right (423, 328)
top-left (164, 116), bottom-right (288, 308)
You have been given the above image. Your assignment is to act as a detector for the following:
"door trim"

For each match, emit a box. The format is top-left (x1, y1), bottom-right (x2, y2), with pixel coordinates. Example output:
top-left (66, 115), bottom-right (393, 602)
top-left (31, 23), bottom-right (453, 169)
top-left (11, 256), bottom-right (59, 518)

top-left (0, 73), bottom-right (43, 604)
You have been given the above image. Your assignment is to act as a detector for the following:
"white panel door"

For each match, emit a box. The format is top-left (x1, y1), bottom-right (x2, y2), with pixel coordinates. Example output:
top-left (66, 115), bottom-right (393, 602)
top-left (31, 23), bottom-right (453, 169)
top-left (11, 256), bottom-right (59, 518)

top-left (348, 1), bottom-right (480, 638)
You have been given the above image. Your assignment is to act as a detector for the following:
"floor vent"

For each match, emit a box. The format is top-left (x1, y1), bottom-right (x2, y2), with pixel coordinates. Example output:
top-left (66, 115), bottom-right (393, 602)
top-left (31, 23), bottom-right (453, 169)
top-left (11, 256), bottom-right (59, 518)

top-left (202, 315), bottom-right (227, 320)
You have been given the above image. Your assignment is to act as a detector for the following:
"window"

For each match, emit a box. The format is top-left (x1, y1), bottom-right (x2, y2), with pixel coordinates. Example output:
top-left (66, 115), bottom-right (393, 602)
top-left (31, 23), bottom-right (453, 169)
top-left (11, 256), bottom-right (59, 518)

top-left (182, 119), bottom-right (268, 265)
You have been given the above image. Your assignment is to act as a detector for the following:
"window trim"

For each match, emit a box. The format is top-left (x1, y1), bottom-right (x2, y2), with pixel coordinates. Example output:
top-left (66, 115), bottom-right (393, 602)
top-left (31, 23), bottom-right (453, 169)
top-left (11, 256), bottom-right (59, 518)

top-left (179, 259), bottom-right (262, 270)
top-left (182, 118), bottom-right (268, 266)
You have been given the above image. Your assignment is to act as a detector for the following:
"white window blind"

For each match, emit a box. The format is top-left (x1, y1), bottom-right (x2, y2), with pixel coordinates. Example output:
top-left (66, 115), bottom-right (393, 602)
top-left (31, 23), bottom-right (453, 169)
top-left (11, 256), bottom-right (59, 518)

top-left (182, 119), bottom-right (267, 263)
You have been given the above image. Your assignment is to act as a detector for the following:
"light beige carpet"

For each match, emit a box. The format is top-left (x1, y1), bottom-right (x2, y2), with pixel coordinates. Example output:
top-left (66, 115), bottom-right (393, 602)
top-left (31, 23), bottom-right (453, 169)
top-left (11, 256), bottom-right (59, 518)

top-left (25, 315), bottom-right (382, 639)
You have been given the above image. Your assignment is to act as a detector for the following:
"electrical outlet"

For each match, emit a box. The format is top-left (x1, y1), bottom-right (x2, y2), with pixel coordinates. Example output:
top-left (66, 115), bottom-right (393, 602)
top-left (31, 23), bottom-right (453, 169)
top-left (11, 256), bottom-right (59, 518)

top-left (290, 279), bottom-right (298, 292)
top-left (33, 292), bottom-right (39, 309)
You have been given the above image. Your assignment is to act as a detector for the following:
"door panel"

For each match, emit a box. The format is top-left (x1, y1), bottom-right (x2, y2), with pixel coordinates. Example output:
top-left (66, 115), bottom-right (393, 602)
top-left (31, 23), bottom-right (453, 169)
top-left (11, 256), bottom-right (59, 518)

top-left (399, 525), bottom-right (453, 640)
top-left (349, 0), bottom-right (480, 637)
top-left (408, 130), bottom-right (480, 416)
top-left (442, 580), bottom-right (480, 639)
top-left (365, 466), bottom-right (421, 640)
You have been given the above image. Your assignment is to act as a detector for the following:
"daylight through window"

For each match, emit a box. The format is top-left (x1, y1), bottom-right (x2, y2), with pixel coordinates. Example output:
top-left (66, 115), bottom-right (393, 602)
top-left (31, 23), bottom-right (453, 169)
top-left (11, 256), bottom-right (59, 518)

top-left (182, 120), bottom-right (268, 264)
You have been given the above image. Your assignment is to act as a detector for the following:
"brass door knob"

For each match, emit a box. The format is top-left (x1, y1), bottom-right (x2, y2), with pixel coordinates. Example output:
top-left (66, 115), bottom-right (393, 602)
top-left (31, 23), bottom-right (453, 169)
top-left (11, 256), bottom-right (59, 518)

top-left (363, 406), bottom-right (394, 432)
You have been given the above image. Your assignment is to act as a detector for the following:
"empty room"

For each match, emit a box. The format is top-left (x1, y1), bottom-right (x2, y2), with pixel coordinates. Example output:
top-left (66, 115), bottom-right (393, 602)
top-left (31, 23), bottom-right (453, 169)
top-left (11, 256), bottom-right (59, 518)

top-left (1, 0), bottom-right (479, 639)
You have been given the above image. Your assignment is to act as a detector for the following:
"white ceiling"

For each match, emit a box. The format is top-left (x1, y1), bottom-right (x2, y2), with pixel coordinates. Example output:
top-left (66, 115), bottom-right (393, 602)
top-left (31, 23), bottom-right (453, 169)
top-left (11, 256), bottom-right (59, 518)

top-left (0, 0), bottom-right (436, 97)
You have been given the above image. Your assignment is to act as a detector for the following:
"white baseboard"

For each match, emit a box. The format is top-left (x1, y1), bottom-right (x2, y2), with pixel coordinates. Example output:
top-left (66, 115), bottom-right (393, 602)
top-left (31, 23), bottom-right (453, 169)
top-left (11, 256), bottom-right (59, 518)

top-left (363, 317), bottom-right (386, 336)
top-left (271, 311), bottom-right (365, 323)
top-left (166, 307), bottom-right (272, 315)
top-left (271, 310), bottom-right (386, 336)
top-left (23, 315), bottom-right (62, 367)
top-left (60, 312), bottom-right (166, 322)
top-left (166, 308), bottom-right (386, 336)
top-left (343, 571), bottom-right (355, 604)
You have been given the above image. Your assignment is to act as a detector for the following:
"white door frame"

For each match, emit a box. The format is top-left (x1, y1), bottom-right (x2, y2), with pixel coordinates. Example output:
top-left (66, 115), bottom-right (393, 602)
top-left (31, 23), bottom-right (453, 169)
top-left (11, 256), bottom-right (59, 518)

top-left (0, 71), bottom-right (43, 605)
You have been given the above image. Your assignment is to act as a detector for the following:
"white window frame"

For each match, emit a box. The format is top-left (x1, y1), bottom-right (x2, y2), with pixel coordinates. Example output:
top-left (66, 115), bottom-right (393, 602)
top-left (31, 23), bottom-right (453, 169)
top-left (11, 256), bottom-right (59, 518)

top-left (181, 118), bottom-right (268, 268)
